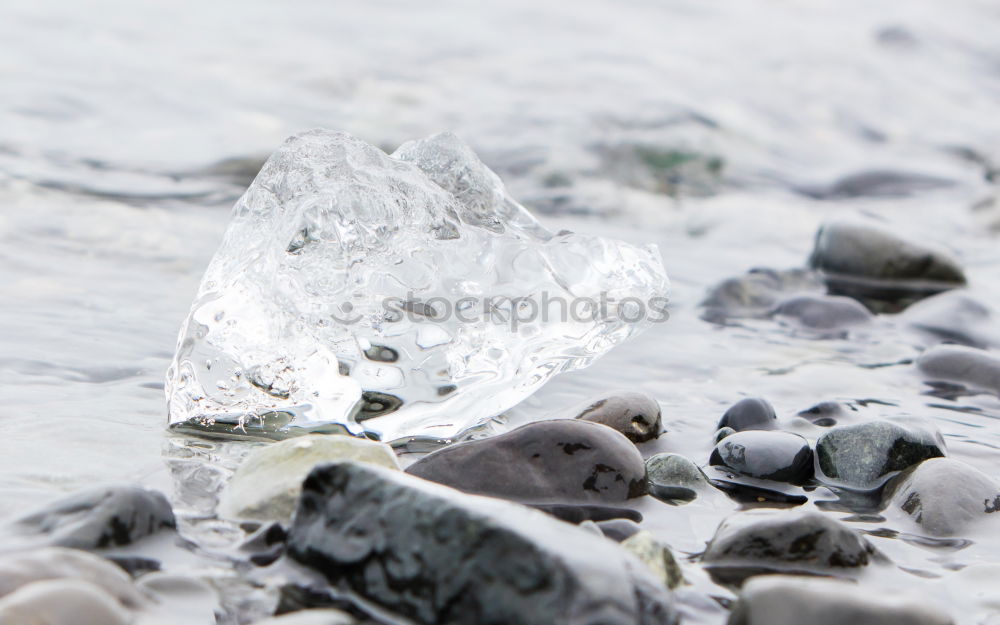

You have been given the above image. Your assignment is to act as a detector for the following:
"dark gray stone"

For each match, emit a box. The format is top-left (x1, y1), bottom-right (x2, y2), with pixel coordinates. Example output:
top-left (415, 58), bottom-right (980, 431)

top-left (772, 294), bottom-right (872, 334)
top-left (796, 170), bottom-right (954, 200)
top-left (596, 519), bottom-right (643, 542)
top-left (574, 392), bottom-right (662, 443)
top-left (916, 344), bottom-right (1000, 395)
top-left (808, 220), bottom-right (966, 311)
top-left (700, 268), bottom-right (823, 323)
top-left (884, 458), bottom-right (1000, 536)
top-left (717, 398), bottom-right (776, 432)
top-left (701, 510), bottom-right (878, 585)
top-left (709, 431), bottom-right (813, 484)
top-left (715, 427), bottom-right (736, 442)
top-left (13, 486), bottom-right (175, 550)
top-left (287, 462), bottom-right (677, 625)
top-left (796, 401), bottom-right (851, 427)
top-left (728, 575), bottom-right (953, 625)
top-left (815, 419), bottom-right (946, 490)
top-left (406, 419), bottom-right (647, 503)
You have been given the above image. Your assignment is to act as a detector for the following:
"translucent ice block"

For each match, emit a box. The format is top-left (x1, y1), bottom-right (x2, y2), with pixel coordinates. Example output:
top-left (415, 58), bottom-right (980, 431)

top-left (166, 130), bottom-right (669, 442)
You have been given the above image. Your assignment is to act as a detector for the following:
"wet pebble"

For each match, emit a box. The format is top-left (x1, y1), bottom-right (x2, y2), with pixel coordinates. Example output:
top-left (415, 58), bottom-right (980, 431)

top-left (796, 401), bottom-right (851, 427)
top-left (717, 397), bottom-right (776, 432)
top-left (646, 453), bottom-right (714, 504)
top-left (701, 268), bottom-right (823, 322)
top-left (808, 220), bottom-right (966, 311)
top-left (595, 519), bottom-right (642, 542)
top-left (715, 426), bottom-right (736, 442)
top-left (884, 457), bottom-right (1000, 536)
top-left (728, 574), bottom-right (952, 625)
top-left (902, 290), bottom-right (998, 348)
top-left (12, 485), bottom-right (175, 550)
top-left (572, 391), bottom-right (662, 443)
top-left (406, 419), bottom-right (647, 503)
top-left (915, 344), bottom-right (1000, 395)
top-left (288, 461), bottom-right (677, 625)
top-left (772, 294), bottom-right (872, 334)
top-left (701, 510), bottom-right (879, 585)
top-left (709, 431), bottom-right (813, 484)
top-left (218, 434), bottom-right (399, 523)
top-left (621, 531), bottom-right (685, 590)
top-left (815, 419), bottom-right (946, 490)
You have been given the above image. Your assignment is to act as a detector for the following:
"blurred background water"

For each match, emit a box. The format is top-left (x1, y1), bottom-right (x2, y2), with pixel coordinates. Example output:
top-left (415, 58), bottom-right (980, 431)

top-left (2, 0), bottom-right (1000, 622)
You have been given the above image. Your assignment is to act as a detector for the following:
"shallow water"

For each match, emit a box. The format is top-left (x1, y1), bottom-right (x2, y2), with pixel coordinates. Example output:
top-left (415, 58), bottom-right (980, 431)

top-left (3, 0), bottom-right (1000, 622)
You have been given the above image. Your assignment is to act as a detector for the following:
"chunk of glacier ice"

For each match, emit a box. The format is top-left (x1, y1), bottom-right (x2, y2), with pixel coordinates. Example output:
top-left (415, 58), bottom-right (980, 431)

top-left (166, 130), bottom-right (669, 442)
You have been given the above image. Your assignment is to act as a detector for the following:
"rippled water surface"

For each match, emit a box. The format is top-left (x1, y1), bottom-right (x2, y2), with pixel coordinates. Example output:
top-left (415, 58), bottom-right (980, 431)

top-left (3, 0), bottom-right (1000, 622)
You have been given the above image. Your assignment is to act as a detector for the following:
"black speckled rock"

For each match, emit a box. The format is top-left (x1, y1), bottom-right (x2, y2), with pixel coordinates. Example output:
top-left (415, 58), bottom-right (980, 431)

top-left (288, 462), bottom-right (677, 625)
top-left (815, 419), bottom-right (946, 490)
top-left (808, 220), bottom-right (966, 311)
top-left (884, 458), bottom-right (1000, 536)
top-left (13, 486), bottom-right (175, 550)
top-left (573, 392), bottom-right (662, 443)
top-left (717, 398), bottom-right (776, 432)
top-left (709, 431), bottom-right (813, 484)
top-left (406, 419), bottom-right (647, 503)
top-left (772, 294), bottom-right (872, 334)
top-left (916, 344), bottom-right (1000, 395)
top-left (728, 575), bottom-right (953, 625)
top-left (701, 510), bottom-right (878, 585)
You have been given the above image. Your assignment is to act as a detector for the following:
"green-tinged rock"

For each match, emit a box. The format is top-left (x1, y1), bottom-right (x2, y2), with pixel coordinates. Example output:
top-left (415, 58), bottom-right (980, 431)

top-left (218, 435), bottom-right (399, 522)
top-left (621, 531), bottom-right (685, 589)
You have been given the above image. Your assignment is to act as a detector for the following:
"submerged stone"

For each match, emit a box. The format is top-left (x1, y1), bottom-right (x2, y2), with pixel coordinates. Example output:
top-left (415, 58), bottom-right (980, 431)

top-left (728, 575), bottom-right (953, 625)
top-left (884, 458), bottom-right (1000, 536)
top-left (700, 268), bottom-right (823, 323)
top-left (916, 344), bottom-right (1000, 395)
top-left (902, 290), bottom-right (999, 349)
top-left (406, 419), bottom-right (647, 503)
top-left (772, 294), bottom-right (872, 335)
top-left (701, 510), bottom-right (878, 585)
top-left (166, 130), bottom-right (668, 442)
top-left (808, 220), bottom-right (965, 311)
top-left (287, 461), bottom-right (677, 625)
top-left (645, 453), bottom-right (714, 504)
top-left (815, 419), bottom-right (946, 490)
top-left (218, 435), bottom-right (399, 523)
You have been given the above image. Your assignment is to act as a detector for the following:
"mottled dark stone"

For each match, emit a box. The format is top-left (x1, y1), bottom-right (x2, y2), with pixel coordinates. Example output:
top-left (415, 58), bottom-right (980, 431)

top-left (701, 510), bottom-right (878, 585)
top-left (916, 344), bottom-right (1000, 395)
top-left (772, 294), bottom-right (872, 334)
top-left (645, 453), bottom-right (713, 504)
top-left (808, 220), bottom-right (966, 311)
top-left (883, 458), bottom-right (1000, 536)
top-left (406, 419), bottom-right (647, 503)
top-left (709, 431), bottom-right (813, 484)
top-left (13, 485), bottom-right (175, 550)
top-left (717, 398), bottom-right (777, 432)
top-left (288, 462), bottom-right (677, 625)
top-left (574, 392), bottom-right (662, 443)
top-left (815, 420), bottom-right (946, 490)
top-left (728, 575), bottom-right (953, 625)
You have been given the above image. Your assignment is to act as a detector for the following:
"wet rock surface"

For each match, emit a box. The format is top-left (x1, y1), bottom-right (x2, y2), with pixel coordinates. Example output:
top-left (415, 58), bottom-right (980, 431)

top-left (716, 398), bottom-right (777, 432)
top-left (916, 344), bottom-right (1000, 395)
top-left (728, 574), bottom-right (953, 625)
top-left (815, 419), bottom-right (946, 490)
top-left (808, 220), bottom-right (966, 311)
top-left (645, 453), bottom-right (714, 503)
top-left (700, 268), bottom-right (823, 322)
top-left (884, 458), bottom-right (1000, 536)
top-left (287, 461), bottom-right (677, 625)
top-left (902, 291), bottom-right (999, 348)
top-left (405, 419), bottom-right (647, 503)
top-left (12, 485), bottom-right (175, 550)
top-left (572, 392), bottom-right (662, 443)
top-left (709, 430), bottom-right (813, 484)
top-left (621, 531), bottom-right (685, 590)
top-left (701, 510), bottom-right (879, 585)
top-left (772, 294), bottom-right (872, 335)
top-left (218, 435), bottom-right (399, 523)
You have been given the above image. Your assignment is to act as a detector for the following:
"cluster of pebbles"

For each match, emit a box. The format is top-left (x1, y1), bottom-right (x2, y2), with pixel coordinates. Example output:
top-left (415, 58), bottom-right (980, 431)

top-left (1, 218), bottom-right (998, 625)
